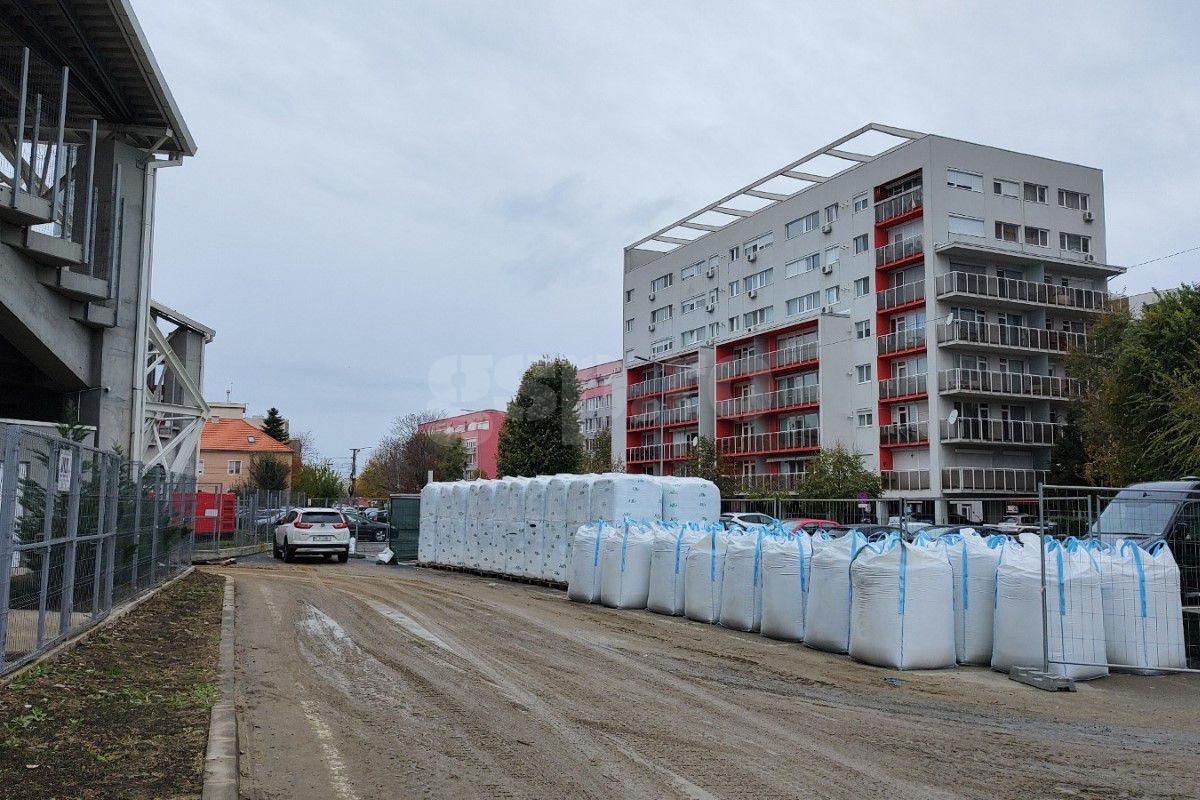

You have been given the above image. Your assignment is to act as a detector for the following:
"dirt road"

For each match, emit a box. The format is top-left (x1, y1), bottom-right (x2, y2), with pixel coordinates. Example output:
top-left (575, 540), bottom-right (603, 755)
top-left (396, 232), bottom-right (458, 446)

top-left (218, 558), bottom-right (1199, 800)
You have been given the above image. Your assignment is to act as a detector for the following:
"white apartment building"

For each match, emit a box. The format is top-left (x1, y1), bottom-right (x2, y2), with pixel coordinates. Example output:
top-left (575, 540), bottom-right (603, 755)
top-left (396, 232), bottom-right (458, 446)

top-left (618, 124), bottom-right (1121, 512)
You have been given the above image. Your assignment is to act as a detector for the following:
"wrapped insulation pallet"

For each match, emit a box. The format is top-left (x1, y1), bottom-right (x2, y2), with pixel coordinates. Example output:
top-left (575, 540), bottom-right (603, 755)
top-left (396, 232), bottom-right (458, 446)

top-left (542, 476), bottom-right (572, 583)
top-left (417, 482), bottom-right (442, 565)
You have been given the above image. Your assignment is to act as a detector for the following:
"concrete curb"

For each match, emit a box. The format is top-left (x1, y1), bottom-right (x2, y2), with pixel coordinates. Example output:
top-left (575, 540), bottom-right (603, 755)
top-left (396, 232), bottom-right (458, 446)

top-left (202, 576), bottom-right (238, 800)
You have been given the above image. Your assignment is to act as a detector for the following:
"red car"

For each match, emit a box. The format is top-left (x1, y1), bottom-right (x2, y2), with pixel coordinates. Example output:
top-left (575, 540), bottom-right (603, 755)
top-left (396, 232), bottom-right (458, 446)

top-left (783, 518), bottom-right (841, 534)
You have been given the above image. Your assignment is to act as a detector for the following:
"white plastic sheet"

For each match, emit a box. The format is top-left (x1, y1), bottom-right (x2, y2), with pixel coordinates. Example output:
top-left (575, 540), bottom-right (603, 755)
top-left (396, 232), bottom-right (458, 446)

top-left (660, 477), bottom-right (722, 524)
top-left (719, 528), bottom-right (766, 632)
top-left (647, 523), bottom-right (703, 616)
top-left (760, 531), bottom-right (812, 642)
top-left (599, 519), bottom-right (655, 609)
top-left (1098, 539), bottom-right (1187, 674)
top-left (684, 527), bottom-right (729, 623)
top-left (805, 530), bottom-right (867, 653)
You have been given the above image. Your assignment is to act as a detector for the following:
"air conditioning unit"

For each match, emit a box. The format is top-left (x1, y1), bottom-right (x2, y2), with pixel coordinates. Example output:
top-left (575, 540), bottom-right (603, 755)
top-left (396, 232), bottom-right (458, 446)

top-left (821, 263), bottom-right (834, 275)
top-left (746, 249), bottom-right (757, 262)
top-left (821, 223), bottom-right (833, 234)
top-left (748, 288), bottom-right (758, 299)
top-left (704, 338), bottom-right (717, 346)
top-left (745, 326), bottom-right (755, 333)
top-left (648, 291), bottom-right (656, 301)
top-left (705, 267), bottom-right (716, 279)
top-left (1084, 253), bottom-right (1095, 262)
top-left (705, 302), bottom-right (716, 313)
top-left (1082, 210), bottom-right (1095, 223)
top-left (648, 323), bottom-right (656, 331)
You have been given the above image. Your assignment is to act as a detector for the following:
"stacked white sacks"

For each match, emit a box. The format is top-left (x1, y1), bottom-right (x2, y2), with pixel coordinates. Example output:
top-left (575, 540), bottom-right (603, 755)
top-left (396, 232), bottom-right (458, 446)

top-left (522, 476), bottom-right (553, 578)
top-left (848, 533), bottom-right (956, 670)
top-left (647, 523), bottom-right (705, 616)
top-left (599, 519), bottom-right (656, 609)
top-left (719, 527), bottom-right (769, 632)
top-left (592, 474), bottom-right (664, 523)
top-left (661, 477), bottom-right (722, 525)
top-left (992, 535), bottom-right (1108, 680)
top-left (1096, 539), bottom-right (1187, 674)
top-left (476, 482), bottom-right (502, 574)
top-left (542, 476), bottom-right (572, 583)
top-left (417, 483), bottom-right (441, 565)
top-left (760, 528), bottom-right (813, 642)
top-left (805, 530), bottom-right (868, 654)
top-left (939, 530), bottom-right (1005, 665)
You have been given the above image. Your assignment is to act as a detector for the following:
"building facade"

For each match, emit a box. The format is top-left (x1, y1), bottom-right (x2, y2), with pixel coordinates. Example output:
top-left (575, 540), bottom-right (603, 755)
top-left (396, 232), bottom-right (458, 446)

top-left (577, 359), bottom-right (621, 449)
top-left (620, 124), bottom-right (1121, 508)
top-left (419, 410), bottom-right (505, 478)
top-left (198, 417), bottom-right (293, 493)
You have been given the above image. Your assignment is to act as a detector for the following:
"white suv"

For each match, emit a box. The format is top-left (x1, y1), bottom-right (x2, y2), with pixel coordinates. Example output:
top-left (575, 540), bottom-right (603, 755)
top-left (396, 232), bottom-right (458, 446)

top-left (274, 508), bottom-right (350, 563)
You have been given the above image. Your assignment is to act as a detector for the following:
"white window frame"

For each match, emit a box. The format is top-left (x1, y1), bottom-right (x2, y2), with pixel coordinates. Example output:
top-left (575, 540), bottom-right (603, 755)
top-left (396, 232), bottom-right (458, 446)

top-left (993, 178), bottom-right (1019, 198)
top-left (682, 260), bottom-right (704, 280)
top-left (852, 192), bottom-right (869, 213)
top-left (856, 409), bottom-right (874, 427)
top-left (680, 326), bottom-right (706, 347)
top-left (1024, 182), bottom-right (1048, 204)
top-left (680, 294), bottom-right (705, 314)
top-left (785, 211), bottom-right (820, 239)
top-left (946, 168), bottom-right (983, 192)
top-left (651, 305), bottom-right (673, 323)
top-left (856, 364), bottom-right (872, 384)
top-left (743, 268), bottom-right (774, 292)
top-left (786, 291), bottom-right (820, 317)
top-left (948, 213), bottom-right (986, 237)
top-left (854, 276), bottom-right (870, 296)
top-left (853, 233), bottom-right (869, 254)
top-left (855, 320), bottom-right (871, 339)
top-left (994, 220), bottom-right (1020, 243)
top-left (728, 280), bottom-right (741, 297)
top-left (624, 318), bottom-right (634, 332)
top-left (824, 203), bottom-right (839, 224)
top-left (1058, 189), bottom-right (1089, 211)
top-left (651, 337), bottom-right (674, 355)
top-left (227, 460), bottom-right (242, 476)
top-left (824, 246), bottom-right (840, 269)
top-left (1024, 226), bottom-right (1049, 248)
top-left (825, 286), bottom-right (840, 305)
top-left (1059, 232), bottom-right (1091, 253)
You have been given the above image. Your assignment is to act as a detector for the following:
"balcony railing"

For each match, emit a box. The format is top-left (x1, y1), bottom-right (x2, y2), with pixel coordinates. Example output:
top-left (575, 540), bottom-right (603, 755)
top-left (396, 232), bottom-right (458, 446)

top-left (881, 470), bottom-right (931, 492)
top-left (737, 472), bottom-right (809, 493)
top-left (662, 404), bottom-right (699, 425)
top-left (876, 234), bottom-right (923, 268)
top-left (875, 186), bottom-right (923, 224)
top-left (628, 367), bottom-right (699, 398)
top-left (935, 271), bottom-right (1109, 313)
top-left (879, 373), bottom-right (928, 400)
top-left (627, 410), bottom-right (660, 430)
top-left (942, 467), bottom-right (1047, 493)
top-left (716, 385), bottom-right (820, 418)
top-left (938, 369), bottom-right (1082, 400)
top-left (937, 320), bottom-right (1087, 354)
top-left (717, 428), bottom-right (819, 456)
top-left (879, 421), bottom-right (929, 446)
top-left (716, 342), bottom-right (818, 382)
top-left (939, 418), bottom-right (1065, 446)
top-left (878, 327), bottom-right (926, 355)
top-left (626, 442), bottom-right (693, 463)
top-left (877, 280), bottom-right (925, 311)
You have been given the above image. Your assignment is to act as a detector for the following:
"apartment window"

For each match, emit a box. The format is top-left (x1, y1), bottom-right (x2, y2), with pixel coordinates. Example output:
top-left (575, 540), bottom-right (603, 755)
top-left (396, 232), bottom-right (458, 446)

top-left (625, 289), bottom-right (633, 303)
top-left (680, 326), bottom-right (706, 347)
top-left (993, 179), bottom-right (1019, 198)
top-left (708, 255), bottom-right (721, 273)
top-left (651, 338), bottom-right (673, 355)
top-left (651, 305), bottom-right (673, 323)
top-left (994, 221), bottom-right (1020, 243)
top-left (1024, 226), bottom-right (1049, 247)
top-left (728, 280), bottom-right (741, 297)
top-left (785, 211), bottom-right (820, 239)
top-left (853, 233), bottom-right (869, 254)
top-left (855, 320), bottom-right (871, 339)
top-left (1024, 182), bottom-right (1048, 203)
top-left (786, 291), bottom-right (820, 317)
top-left (1060, 232), bottom-right (1091, 253)
top-left (824, 203), bottom-right (839, 224)
top-left (744, 232), bottom-right (774, 254)
top-left (854, 276), bottom-right (870, 296)
top-left (624, 348), bottom-right (636, 364)
top-left (729, 245), bottom-right (741, 261)
top-left (786, 252), bottom-right (820, 277)
top-left (857, 409), bottom-right (874, 427)
top-left (708, 322), bottom-right (721, 338)
top-left (852, 192), bottom-right (869, 213)
top-left (682, 260), bottom-right (704, 280)
top-left (227, 460), bottom-right (242, 476)
top-left (681, 294), bottom-right (705, 314)
top-left (947, 168), bottom-right (983, 192)
top-left (651, 273), bottom-right (673, 292)
top-left (727, 315), bottom-right (742, 333)
top-left (824, 246), bottom-right (840, 269)
top-left (708, 288), bottom-right (719, 305)
top-left (825, 286), bottom-right (840, 305)
top-left (743, 307), bottom-right (774, 328)
top-left (743, 268), bottom-right (774, 292)
top-left (624, 318), bottom-right (634, 332)
top-left (856, 364), bottom-right (872, 383)
top-left (948, 213), bottom-right (985, 237)
top-left (1058, 189), bottom-right (1089, 210)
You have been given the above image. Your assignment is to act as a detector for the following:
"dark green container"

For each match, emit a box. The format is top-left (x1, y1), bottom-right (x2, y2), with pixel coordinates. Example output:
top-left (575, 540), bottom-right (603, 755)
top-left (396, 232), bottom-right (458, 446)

top-left (388, 494), bottom-right (421, 562)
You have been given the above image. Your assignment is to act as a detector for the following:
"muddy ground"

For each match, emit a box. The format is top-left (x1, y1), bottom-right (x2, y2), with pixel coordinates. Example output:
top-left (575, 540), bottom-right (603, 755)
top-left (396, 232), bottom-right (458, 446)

top-left (224, 557), bottom-right (1199, 800)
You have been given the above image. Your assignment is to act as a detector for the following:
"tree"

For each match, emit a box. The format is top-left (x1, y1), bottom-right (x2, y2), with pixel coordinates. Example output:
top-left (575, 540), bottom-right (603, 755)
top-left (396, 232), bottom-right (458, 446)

top-left (247, 454), bottom-right (290, 492)
top-left (1048, 403), bottom-right (1088, 486)
top-left (260, 408), bottom-right (289, 444)
top-left (1066, 285), bottom-right (1200, 485)
top-left (293, 462), bottom-right (345, 500)
top-left (796, 445), bottom-right (881, 499)
top-left (496, 357), bottom-right (583, 476)
top-left (683, 436), bottom-right (736, 496)
top-left (355, 411), bottom-right (470, 495)
top-left (579, 428), bottom-right (614, 473)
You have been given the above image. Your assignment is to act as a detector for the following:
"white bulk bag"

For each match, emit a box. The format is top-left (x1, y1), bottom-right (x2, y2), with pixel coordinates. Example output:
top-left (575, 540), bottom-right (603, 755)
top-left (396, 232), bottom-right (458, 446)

top-left (500, 478), bottom-right (530, 577)
top-left (522, 477), bottom-right (553, 579)
top-left (463, 482), bottom-right (484, 569)
top-left (476, 482), bottom-right (502, 573)
top-left (684, 526), bottom-right (729, 623)
top-left (660, 477), bottom-right (722, 524)
top-left (417, 482), bottom-right (442, 565)
top-left (566, 475), bottom-right (600, 569)
top-left (567, 521), bottom-right (608, 603)
top-left (849, 537), bottom-right (956, 670)
top-left (760, 531), bottom-right (813, 642)
top-left (541, 477), bottom-right (572, 583)
top-left (591, 474), bottom-right (663, 523)
top-left (599, 519), bottom-right (655, 609)
top-left (805, 530), bottom-right (868, 653)
top-left (648, 523), bottom-right (703, 616)
top-left (992, 536), bottom-right (1108, 680)
top-left (1099, 540), bottom-right (1187, 674)
top-left (719, 528), bottom-right (767, 632)
top-left (941, 531), bottom-right (1005, 665)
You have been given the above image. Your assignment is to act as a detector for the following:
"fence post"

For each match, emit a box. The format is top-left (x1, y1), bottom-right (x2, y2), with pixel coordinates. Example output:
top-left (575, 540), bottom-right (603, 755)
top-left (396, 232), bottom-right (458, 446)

top-left (1038, 483), bottom-right (1050, 673)
top-left (131, 463), bottom-right (143, 589)
top-left (91, 453), bottom-right (109, 616)
top-left (100, 456), bottom-right (119, 614)
top-left (34, 438), bottom-right (59, 650)
top-left (0, 425), bottom-right (23, 666)
top-left (58, 442), bottom-right (83, 634)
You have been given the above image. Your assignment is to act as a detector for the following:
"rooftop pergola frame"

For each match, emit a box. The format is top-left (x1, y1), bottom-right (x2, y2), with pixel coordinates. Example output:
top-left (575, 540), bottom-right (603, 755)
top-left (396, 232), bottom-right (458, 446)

top-left (627, 123), bottom-right (926, 258)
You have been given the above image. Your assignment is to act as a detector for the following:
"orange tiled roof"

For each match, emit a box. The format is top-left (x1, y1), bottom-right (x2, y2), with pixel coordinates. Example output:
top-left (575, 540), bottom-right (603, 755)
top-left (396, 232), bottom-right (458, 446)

top-left (200, 418), bottom-right (293, 453)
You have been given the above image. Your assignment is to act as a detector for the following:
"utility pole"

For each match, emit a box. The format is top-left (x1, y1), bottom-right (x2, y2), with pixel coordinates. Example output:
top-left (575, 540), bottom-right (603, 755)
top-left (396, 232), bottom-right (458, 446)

top-left (348, 447), bottom-right (368, 500)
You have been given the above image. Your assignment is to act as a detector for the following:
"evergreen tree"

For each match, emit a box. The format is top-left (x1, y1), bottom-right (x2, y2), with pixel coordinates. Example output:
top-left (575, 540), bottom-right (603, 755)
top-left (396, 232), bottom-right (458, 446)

top-left (260, 407), bottom-right (289, 444)
top-left (683, 435), bottom-right (735, 496)
top-left (247, 454), bottom-right (290, 492)
top-left (496, 357), bottom-right (583, 476)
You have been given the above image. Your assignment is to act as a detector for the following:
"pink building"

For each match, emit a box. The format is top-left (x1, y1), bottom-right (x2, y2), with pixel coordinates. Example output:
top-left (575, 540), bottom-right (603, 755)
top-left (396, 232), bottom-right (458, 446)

top-left (419, 410), bottom-right (506, 478)
top-left (578, 359), bottom-right (622, 447)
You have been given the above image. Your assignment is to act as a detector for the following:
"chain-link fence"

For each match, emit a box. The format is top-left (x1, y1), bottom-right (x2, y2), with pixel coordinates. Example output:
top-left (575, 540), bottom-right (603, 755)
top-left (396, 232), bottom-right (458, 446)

top-left (0, 423), bottom-right (197, 676)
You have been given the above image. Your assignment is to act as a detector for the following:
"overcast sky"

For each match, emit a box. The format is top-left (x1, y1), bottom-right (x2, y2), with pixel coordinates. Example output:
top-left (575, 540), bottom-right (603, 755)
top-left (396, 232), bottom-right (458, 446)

top-left (135, 0), bottom-right (1200, 469)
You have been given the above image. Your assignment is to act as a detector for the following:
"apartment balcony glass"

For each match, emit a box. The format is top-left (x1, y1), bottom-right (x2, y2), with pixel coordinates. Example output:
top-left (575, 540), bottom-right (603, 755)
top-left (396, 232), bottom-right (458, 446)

top-left (627, 410), bottom-right (660, 430)
top-left (876, 234), bottom-right (923, 268)
top-left (717, 428), bottom-right (819, 456)
top-left (937, 320), bottom-right (1086, 354)
top-left (874, 186), bottom-right (923, 225)
top-left (628, 367), bottom-right (698, 398)
top-left (877, 280), bottom-right (925, 311)
top-left (738, 472), bottom-right (808, 494)
top-left (938, 369), bottom-right (1081, 400)
top-left (936, 271), bottom-right (1109, 313)
top-left (942, 467), bottom-right (1047, 493)
top-left (881, 469), bottom-right (931, 492)
top-left (879, 420), bottom-right (929, 446)
top-left (626, 442), bottom-right (692, 463)
top-left (716, 342), bottom-right (819, 382)
top-left (662, 404), bottom-right (699, 426)
top-left (939, 418), bottom-right (1065, 446)
top-left (879, 373), bottom-right (928, 400)
top-left (716, 385), bottom-right (820, 418)
top-left (877, 327), bottom-right (926, 356)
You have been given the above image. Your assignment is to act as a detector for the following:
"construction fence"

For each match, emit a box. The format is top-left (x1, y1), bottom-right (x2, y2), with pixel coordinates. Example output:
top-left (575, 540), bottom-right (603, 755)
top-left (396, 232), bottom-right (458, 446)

top-left (0, 423), bottom-right (196, 676)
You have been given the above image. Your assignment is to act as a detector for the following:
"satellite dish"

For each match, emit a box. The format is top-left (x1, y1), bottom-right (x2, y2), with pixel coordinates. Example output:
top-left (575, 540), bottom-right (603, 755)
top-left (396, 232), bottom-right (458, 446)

top-left (948, 409), bottom-right (960, 425)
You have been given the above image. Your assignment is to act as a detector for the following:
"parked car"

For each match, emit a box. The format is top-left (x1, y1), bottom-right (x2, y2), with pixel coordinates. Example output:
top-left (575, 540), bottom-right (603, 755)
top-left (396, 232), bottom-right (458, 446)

top-left (363, 507), bottom-right (389, 524)
top-left (341, 510), bottom-right (390, 543)
top-left (825, 524), bottom-right (904, 539)
top-left (273, 508), bottom-right (350, 562)
top-left (783, 518), bottom-right (841, 534)
top-left (719, 512), bottom-right (779, 530)
top-left (920, 524), bottom-right (1006, 539)
top-left (995, 514), bottom-right (1057, 534)
top-left (887, 515), bottom-right (934, 534)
